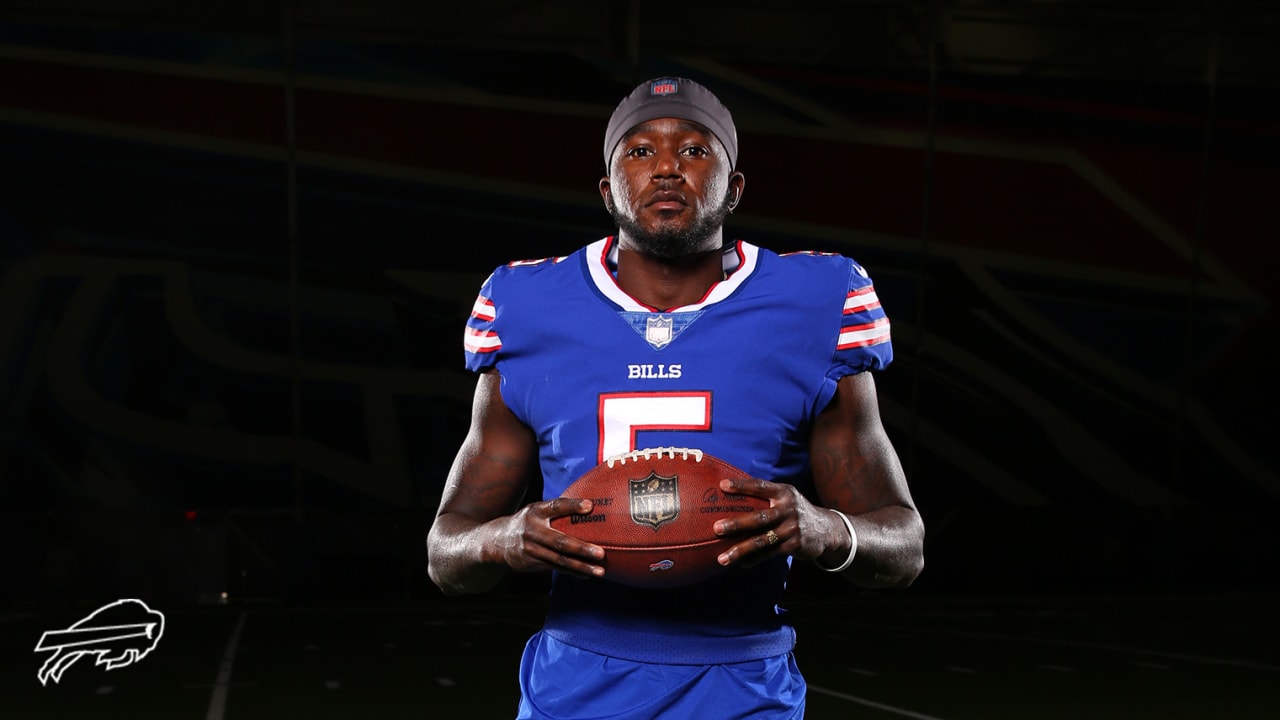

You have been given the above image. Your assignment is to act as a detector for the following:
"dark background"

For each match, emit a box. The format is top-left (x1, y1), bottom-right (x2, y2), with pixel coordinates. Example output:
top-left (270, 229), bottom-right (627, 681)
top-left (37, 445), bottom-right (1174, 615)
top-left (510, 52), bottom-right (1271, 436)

top-left (2, 1), bottom-right (1277, 612)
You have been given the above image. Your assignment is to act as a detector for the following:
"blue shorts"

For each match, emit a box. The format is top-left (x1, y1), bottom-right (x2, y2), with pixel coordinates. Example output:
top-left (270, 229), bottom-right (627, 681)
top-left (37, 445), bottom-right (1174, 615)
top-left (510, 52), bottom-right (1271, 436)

top-left (516, 631), bottom-right (807, 719)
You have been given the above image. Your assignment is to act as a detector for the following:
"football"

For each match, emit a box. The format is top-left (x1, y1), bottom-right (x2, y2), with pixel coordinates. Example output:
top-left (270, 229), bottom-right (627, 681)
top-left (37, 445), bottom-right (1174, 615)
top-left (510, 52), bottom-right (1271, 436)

top-left (551, 447), bottom-right (769, 589)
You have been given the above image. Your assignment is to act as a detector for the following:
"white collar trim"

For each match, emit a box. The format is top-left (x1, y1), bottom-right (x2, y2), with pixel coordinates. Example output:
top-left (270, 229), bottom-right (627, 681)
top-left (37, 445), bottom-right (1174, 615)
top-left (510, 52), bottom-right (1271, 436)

top-left (585, 236), bottom-right (758, 313)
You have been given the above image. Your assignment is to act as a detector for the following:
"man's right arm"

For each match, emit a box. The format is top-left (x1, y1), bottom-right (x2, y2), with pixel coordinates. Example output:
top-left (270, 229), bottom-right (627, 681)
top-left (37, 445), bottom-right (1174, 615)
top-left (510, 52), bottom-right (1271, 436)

top-left (427, 371), bottom-right (605, 595)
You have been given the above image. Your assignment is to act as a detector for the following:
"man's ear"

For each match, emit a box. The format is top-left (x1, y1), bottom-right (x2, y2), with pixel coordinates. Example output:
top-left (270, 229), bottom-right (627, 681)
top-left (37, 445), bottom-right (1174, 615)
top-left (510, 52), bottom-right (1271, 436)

top-left (599, 176), bottom-right (612, 208)
top-left (727, 171), bottom-right (746, 212)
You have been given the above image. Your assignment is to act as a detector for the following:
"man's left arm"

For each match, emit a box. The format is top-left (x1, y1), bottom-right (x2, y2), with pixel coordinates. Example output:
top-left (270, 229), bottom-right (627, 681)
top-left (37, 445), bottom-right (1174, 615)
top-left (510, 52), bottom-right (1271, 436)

top-left (713, 371), bottom-right (924, 588)
top-left (805, 371), bottom-right (924, 588)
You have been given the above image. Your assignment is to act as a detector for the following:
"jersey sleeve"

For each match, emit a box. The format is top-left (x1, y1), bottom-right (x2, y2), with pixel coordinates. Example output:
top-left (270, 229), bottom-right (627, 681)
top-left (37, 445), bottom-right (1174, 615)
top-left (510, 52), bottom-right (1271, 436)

top-left (829, 258), bottom-right (893, 380)
top-left (463, 270), bottom-right (501, 372)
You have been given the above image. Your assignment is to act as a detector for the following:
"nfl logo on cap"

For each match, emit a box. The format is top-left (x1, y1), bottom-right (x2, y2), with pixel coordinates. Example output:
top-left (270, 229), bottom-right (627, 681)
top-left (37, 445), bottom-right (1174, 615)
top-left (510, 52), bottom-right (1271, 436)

top-left (650, 78), bottom-right (678, 95)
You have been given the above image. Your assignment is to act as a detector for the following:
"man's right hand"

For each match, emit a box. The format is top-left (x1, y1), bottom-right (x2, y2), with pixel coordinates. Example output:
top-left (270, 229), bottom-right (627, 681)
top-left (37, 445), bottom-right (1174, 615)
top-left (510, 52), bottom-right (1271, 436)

top-left (492, 497), bottom-right (606, 579)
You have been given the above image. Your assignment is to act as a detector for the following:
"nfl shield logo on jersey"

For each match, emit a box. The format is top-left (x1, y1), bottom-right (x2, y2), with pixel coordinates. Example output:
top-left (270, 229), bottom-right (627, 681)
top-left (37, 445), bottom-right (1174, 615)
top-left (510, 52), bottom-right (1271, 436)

top-left (645, 316), bottom-right (674, 349)
top-left (629, 472), bottom-right (680, 529)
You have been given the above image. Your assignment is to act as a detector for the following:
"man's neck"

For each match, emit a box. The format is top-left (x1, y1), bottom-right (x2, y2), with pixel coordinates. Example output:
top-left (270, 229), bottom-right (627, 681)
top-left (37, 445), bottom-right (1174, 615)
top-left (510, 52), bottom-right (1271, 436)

top-left (615, 243), bottom-right (725, 311)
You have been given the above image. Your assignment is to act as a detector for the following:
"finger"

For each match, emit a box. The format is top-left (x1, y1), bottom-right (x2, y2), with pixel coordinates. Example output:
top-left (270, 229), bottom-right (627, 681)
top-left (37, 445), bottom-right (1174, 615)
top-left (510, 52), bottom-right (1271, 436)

top-left (539, 496), bottom-right (594, 519)
top-left (719, 476), bottom-right (778, 498)
top-left (550, 550), bottom-right (607, 579)
top-left (717, 530), bottom-right (785, 567)
top-left (713, 507), bottom-right (777, 536)
top-left (531, 531), bottom-right (606, 576)
top-left (539, 553), bottom-right (605, 579)
top-left (741, 529), bottom-right (786, 568)
top-left (546, 527), bottom-right (606, 563)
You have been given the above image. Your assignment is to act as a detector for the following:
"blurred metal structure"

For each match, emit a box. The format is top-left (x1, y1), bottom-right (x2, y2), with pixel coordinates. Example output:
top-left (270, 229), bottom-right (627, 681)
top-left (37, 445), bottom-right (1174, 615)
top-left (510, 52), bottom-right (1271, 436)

top-left (1, 1), bottom-right (1278, 85)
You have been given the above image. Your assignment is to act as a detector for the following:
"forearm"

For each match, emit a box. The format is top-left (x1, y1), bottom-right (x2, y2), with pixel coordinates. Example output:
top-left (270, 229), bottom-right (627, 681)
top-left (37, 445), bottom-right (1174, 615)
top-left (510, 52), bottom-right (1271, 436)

top-left (820, 505), bottom-right (924, 589)
top-left (427, 512), bottom-right (509, 596)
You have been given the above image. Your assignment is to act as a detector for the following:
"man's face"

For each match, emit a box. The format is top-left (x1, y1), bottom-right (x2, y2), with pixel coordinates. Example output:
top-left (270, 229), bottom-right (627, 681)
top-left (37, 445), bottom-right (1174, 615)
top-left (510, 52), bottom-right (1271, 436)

top-left (600, 118), bottom-right (744, 259)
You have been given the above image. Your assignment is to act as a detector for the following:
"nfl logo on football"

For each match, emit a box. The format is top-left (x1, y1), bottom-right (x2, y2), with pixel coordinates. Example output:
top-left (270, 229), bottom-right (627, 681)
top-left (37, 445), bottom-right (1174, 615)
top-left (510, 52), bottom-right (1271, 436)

top-left (630, 473), bottom-right (680, 530)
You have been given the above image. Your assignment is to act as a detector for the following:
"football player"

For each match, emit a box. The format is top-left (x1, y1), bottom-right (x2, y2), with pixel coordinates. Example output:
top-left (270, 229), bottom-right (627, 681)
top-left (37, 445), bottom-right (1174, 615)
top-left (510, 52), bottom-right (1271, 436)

top-left (428, 76), bottom-right (925, 719)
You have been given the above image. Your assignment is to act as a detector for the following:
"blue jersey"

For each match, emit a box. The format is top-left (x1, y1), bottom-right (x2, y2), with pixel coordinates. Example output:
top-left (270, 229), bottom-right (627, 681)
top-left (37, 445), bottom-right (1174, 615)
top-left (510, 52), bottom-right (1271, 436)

top-left (464, 236), bottom-right (892, 665)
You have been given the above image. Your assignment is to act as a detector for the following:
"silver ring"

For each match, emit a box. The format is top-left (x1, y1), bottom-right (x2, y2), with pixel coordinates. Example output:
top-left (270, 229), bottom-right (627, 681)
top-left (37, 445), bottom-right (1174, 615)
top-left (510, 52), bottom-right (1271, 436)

top-left (765, 530), bottom-right (780, 546)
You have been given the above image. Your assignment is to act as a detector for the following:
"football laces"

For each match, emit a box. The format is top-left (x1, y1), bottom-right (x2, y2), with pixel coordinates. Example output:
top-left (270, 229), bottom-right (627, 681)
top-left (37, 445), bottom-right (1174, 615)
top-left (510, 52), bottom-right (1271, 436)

top-left (604, 447), bottom-right (704, 467)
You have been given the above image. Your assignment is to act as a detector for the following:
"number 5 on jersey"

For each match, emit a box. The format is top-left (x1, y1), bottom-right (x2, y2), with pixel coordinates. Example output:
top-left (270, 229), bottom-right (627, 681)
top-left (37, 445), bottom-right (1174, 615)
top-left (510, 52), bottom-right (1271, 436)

top-left (597, 392), bottom-right (712, 462)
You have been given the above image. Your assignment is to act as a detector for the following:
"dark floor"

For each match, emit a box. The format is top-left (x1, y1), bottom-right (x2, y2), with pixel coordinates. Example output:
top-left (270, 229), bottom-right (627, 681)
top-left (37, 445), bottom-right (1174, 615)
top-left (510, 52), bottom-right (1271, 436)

top-left (4, 591), bottom-right (1277, 719)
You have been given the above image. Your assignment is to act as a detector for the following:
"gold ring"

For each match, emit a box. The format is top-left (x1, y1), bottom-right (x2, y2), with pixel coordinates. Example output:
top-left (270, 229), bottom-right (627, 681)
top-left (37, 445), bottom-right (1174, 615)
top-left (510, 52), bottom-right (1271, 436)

top-left (765, 530), bottom-right (780, 546)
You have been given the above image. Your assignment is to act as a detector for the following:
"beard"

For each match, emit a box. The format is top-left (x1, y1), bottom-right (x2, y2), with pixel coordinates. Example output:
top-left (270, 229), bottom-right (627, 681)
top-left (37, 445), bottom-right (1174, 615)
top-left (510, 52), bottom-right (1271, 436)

top-left (607, 188), bottom-right (734, 260)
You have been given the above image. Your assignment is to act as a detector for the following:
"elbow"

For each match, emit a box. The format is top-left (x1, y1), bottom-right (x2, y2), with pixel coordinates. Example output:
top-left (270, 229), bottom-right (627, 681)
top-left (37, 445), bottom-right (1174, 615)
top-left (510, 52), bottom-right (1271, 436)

top-left (427, 556), bottom-right (470, 596)
top-left (425, 532), bottom-right (459, 595)
top-left (858, 556), bottom-right (922, 590)
top-left (900, 517), bottom-right (926, 586)
top-left (889, 516), bottom-right (925, 588)
top-left (903, 519), bottom-right (926, 587)
top-left (853, 547), bottom-right (924, 590)
top-left (426, 530), bottom-right (493, 596)
top-left (426, 562), bottom-right (452, 595)
top-left (434, 576), bottom-right (467, 596)
top-left (896, 553), bottom-right (924, 589)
